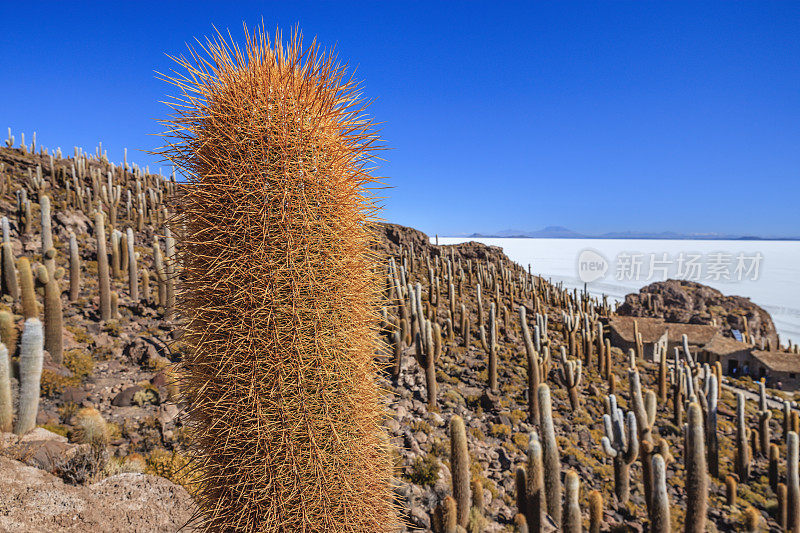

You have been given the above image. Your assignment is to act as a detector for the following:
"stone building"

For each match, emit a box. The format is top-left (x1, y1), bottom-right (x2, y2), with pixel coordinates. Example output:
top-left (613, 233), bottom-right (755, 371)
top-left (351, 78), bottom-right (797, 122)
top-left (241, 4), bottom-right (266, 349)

top-left (607, 316), bottom-right (668, 361)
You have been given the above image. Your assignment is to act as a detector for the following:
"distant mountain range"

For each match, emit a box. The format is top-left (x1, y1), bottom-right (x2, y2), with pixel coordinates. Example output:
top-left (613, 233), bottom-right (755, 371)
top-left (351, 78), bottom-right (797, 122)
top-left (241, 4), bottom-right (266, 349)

top-left (454, 226), bottom-right (800, 240)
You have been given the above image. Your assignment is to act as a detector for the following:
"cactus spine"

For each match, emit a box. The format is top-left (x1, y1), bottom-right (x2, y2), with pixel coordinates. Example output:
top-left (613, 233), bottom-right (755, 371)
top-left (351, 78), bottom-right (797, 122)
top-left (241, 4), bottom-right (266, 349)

top-left (588, 490), bottom-right (603, 533)
top-left (451, 415), bottom-right (471, 528)
top-left (685, 402), bottom-right (708, 533)
top-left (537, 384), bottom-right (562, 525)
top-left (14, 318), bottom-right (44, 435)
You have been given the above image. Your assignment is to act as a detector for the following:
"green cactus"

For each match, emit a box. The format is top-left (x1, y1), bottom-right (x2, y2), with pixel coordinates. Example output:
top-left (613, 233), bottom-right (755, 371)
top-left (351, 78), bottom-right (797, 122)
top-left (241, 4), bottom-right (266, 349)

top-left (588, 489), bottom-right (603, 533)
top-left (450, 415), bottom-right (471, 528)
top-left (537, 384), bottom-right (562, 525)
top-left (561, 470), bottom-right (581, 533)
top-left (685, 402), bottom-right (708, 533)
top-left (14, 318), bottom-right (44, 435)
top-left (787, 431), bottom-right (800, 532)
top-left (68, 231), bottom-right (80, 301)
top-left (0, 343), bottom-right (11, 432)
top-left (736, 391), bottom-right (751, 482)
top-left (2, 241), bottom-right (19, 299)
top-left (600, 395), bottom-right (638, 503)
top-left (525, 431), bottom-right (544, 532)
top-left (18, 257), bottom-right (37, 319)
top-left (650, 453), bottom-right (670, 533)
top-left (95, 212), bottom-right (111, 321)
top-left (36, 260), bottom-right (64, 364)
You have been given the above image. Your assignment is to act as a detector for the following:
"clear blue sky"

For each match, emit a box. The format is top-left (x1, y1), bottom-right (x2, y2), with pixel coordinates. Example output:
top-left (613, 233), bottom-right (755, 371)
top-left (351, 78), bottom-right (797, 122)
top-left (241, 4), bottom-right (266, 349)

top-left (1, 1), bottom-right (798, 237)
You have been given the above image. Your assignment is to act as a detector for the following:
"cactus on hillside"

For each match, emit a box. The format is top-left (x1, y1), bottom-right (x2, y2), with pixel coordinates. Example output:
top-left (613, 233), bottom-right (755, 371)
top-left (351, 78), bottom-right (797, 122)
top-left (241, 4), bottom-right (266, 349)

top-left (14, 318), bottom-right (44, 435)
top-left (68, 231), bottom-right (80, 301)
top-left (650, 453), bottom-right (671, 533)
top-left (601, 395), bottom-right (638, 503)
top-left (36, 261), bottom-right (64, 364)
top-left (0, 343), bottom-right (11, 432)
top-left (95, 212), bottom-right (111, 321)
top-left (736, 391), bottom-right (751, 482)
top-left (451, 415), bottom-right (471, 528)
top-left (685, 402), bottom-right (708, 533)
top-left (537, 384), bottom-right (562, 525)
top-left (158, 28), bottom-right (397, 531)
top-left (562, 471), bottom-right (581, 533)
top-left (788, 431), bottom-right (800, 532)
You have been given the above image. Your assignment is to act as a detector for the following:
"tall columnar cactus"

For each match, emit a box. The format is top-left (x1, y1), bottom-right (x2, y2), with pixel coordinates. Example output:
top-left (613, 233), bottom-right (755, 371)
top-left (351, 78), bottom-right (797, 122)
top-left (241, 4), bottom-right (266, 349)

top-left (601, 395), bottom-right (638, 503)
top-left (451, 415), bottom-right (471, 528)
top-left (736, 391), bottom-right (751, 482)
top-left (685, 402), bottom-right (708, 533)
top-left (14, 318), bottom-right (44, 435)
top-left (629, 368), bottom-right (656, 443)
top-left (788, 431), bottom-right (800, 532)
top-left (650, 453), bottom-right (671, 533)
top-left (562, 471), bottom-right (581, 533)
top-left (488, 302), bottom-right (497, 391)
top-left (159, 29), bottom-right (397, 531)
top-left (558, 347), bottom-right (583, 411)
top-left (525, 431), bottom-right (544, 531)
top-left (519, 306), bottom-right (540, 426)
top-left (770, 443), bottom-right (781, 493)
top-left (40, 195), bottom-right (54, 275)
top-left (0, 311), bottom-right (17, 355)
top-left (537, 384), bottom-right (562, 525)
top-left (2, 241), bottom-right (19, 299)
top-left (0, 343), bottom-right (11, 432)
top-left (757, 382), bottom-right (771, 456)
top-left (126, 227), bottom-right (138, 301)
top-left (36, 261), bottom-right (64, 364)
top-left (68, 231), bottom-right (80, 301)
top-left (706, 373), bottom-right (720, 478)
top-left (18, 257), bottom-right (37, 319)
top-left (95, 212), bottom-right (111, 321)
top-left (586, 491), bottom-right (602, 533)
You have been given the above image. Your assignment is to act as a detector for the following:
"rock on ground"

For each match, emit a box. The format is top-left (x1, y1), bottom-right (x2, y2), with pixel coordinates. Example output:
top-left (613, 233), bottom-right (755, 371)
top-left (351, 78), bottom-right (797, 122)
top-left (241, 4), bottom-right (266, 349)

top-left (0, 456), bottom-right (195, 532)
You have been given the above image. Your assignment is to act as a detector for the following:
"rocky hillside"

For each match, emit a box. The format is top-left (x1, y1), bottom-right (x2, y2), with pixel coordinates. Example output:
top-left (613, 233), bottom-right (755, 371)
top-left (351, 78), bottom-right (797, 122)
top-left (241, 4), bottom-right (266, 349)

top-left (617, 279), bottom-right (779, 347)
top-left (0, 137), bottom-right (794, 533)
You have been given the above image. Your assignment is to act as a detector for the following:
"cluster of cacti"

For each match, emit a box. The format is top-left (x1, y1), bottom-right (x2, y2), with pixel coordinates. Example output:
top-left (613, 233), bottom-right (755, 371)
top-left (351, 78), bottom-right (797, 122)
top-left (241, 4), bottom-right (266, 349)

top-left (4, 42), bottom-right (799, 532)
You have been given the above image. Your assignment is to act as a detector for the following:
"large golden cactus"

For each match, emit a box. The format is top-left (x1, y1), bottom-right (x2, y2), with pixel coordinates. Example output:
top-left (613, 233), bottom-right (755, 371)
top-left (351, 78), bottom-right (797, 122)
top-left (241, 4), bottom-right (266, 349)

top-left (159, 26), bottom-right (398, 532)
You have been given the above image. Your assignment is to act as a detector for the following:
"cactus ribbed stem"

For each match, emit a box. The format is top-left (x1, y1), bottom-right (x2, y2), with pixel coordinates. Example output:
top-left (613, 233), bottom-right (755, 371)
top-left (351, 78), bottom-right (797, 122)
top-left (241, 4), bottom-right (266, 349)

top-left (95, 212), bottom-right (111, 321)
top-left (0, 343), bottom-right (11, 432)
top-left (787, 431), bottom-right (800, 532)
top-left (537, 384), bottom-right (562, 525)
top-left (14, 318), bottom-right (44, 435)
top-left (650, 453), bottom-right (670, 533)
top-left (450, 415), bottom-right (471, 528)
top-left (685, 402), bottom-right (708, 533)
top-left (68, 231), bottom-right (80, 301)
top-left (562, 471), bottom-right (581, 533)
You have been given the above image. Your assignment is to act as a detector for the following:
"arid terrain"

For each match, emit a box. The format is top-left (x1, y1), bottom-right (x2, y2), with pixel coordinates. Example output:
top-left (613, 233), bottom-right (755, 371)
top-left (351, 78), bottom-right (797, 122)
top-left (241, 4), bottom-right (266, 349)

top-left (0, 139), bottom-right (799, 532)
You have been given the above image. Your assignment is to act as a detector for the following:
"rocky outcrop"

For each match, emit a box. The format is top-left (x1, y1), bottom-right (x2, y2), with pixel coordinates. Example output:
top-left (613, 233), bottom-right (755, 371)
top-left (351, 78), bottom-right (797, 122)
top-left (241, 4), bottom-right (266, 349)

top-left (372, 222), bottom-right (508, 263)
top-left (617, 279), bottom-right (778, 346)
top-left (0, 454), bottom-right (195, 532)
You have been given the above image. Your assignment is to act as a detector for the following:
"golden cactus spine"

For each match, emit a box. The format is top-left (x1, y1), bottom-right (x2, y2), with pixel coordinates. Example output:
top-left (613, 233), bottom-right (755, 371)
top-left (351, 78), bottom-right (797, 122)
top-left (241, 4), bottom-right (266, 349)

top-left (160, 28), bottom-right (397, 532)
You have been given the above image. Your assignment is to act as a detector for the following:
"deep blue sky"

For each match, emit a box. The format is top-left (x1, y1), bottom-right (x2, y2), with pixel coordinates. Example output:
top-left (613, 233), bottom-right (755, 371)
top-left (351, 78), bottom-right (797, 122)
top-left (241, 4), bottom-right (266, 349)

top-left (1, 2), bottom-right (798, 237)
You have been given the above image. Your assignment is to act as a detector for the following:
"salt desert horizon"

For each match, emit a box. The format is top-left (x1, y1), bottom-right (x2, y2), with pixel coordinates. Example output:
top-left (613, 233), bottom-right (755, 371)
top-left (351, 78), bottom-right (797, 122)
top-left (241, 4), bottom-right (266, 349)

top-left (437, 236), bottom-right (800, 344)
